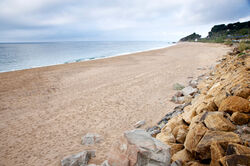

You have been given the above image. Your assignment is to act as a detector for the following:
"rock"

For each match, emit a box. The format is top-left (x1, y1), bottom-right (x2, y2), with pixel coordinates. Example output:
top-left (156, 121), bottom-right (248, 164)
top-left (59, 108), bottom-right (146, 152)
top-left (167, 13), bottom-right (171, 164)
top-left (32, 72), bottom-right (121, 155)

top-left (184, 161), bottom-right (208, 166)
top-left (184, 123), bottom-right (207, 153)
top-left (81, 133), bottom-right (102, 145)
top-left (213, 92), bottom-right (228, 108)
top-left (230, 84), bottom-right (250, 99)
top-left (108, 129), bottom-right (171, 166)
top-left (219, 154), bottom-right (250, 166)
top-left (226, 143), bottom-right (250, 155)
top-left (210, 142), bottom-right (225, 166)
top-left (184, 95), bottom-right (193, 104)
top-left (171, 96), bottom-right (185, 104)
top-left (182, 106), bottom-right (196, 124)
top-left (169, 143), bottom-right (184, 156)
top-left (156, 132), bottom-right (176, 144)
top-left (171, 160), bottom-right (182, 166)
top-left (189, 80), bottom-right (198, 88)
top-left (172, 125), bottom-right (189, 144)
top-left (147, 126), bottom-right (160, 137)
top-left (181, 86), bottom-right (198, 96)
top-left (173, 83), bottom-right (185, 90)
top-left (172, 149), bottom-right (194, 163)
top-left (134, 120), bottom-right (145, 128)
top-left (100, 160), bottom-right (110, 166)
top-left (230, 112), bottom-right (249, 125)
top-left (61, 150), bottom-right (95, 166)
top-left (195, 131), bottom-right (241, 159)
top-left (204, 112), bottom-right (236, 131)
top-left (219, 96), bottom-right (250, 113)
top-left (161, 116), bottom-right (184, 132)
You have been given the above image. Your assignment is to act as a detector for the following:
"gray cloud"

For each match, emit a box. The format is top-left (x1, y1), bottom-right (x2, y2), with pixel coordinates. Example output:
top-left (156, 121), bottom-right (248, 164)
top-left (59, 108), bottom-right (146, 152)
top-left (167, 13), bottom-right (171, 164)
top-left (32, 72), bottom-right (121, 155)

top-left (0, 0), bottom-right (249, 42)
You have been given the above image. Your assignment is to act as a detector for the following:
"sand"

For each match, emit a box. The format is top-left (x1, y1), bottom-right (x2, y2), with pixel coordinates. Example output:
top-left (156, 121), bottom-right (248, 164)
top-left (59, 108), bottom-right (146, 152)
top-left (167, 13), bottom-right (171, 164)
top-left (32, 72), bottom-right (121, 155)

top-left (0, 42), bottom-right (231, 166)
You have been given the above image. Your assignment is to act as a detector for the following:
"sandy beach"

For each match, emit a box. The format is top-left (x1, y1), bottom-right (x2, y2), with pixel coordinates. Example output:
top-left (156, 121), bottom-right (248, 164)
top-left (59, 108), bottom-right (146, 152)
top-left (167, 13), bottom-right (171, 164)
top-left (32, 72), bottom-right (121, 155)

top-left (0, 42), bottom-right (231, 166)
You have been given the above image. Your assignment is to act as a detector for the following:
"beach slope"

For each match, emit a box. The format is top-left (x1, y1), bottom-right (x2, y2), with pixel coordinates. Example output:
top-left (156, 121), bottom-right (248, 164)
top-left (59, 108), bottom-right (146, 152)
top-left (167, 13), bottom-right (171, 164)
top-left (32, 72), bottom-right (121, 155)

top-left (0, 42), bottom-right (230, 166)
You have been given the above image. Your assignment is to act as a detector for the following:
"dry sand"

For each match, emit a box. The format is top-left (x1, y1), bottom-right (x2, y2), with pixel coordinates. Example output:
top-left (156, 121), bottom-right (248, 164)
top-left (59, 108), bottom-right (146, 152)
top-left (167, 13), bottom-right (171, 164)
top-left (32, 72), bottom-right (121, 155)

top-left (0, 42), bottom-right (231, 166)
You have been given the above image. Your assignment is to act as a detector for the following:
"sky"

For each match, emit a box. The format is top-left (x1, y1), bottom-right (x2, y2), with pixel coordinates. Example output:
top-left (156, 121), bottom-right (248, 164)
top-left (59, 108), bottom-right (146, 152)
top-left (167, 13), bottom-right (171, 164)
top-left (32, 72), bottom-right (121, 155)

top-left (0, 0), bottom-right (249, 42)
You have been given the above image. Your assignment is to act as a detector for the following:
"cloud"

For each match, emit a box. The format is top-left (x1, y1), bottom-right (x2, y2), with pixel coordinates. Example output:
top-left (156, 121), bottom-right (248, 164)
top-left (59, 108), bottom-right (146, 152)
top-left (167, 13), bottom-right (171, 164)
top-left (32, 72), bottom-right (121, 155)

top-left (0, 0), bottom-right (249, 41)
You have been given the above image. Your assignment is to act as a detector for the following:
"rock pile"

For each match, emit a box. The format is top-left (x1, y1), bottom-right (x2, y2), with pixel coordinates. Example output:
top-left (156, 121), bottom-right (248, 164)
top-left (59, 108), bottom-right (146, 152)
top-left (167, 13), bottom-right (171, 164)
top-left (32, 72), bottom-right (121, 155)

top-left (155, 48), bottom-right (250, 165)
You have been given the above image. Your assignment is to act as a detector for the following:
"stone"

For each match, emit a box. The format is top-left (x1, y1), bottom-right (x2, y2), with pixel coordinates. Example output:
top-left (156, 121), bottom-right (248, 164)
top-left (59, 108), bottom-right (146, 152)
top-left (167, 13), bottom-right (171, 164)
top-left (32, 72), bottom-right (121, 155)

top-left (156, 132), bottom-right (176, 144)
top-left (184, 95), bottom-right (193, 104)
top-left (213, 92), bottom-right (228, 108)
top-left (81, 133), bottom-right (102, 145)
top-left (219, 96), bottom-right (250, 113)
top-left (108, 129), bottom-right (171, 166)
top-left (173, 83), bottom-right (185, 90)
top-left (184, 123), bottom-right (207, 153)
top-left (204, 112), bottom-right (236, 131)
top-left (100, 160), bottom-right (110, 166)
top-left (169, 143), bottom-right (184, 156)
top-left (230, 112), bottom-right (249, 125)
top-left (171, 160), bottom-right (182, 166)
top-left (161, 116), bottom-right (184, 132)
top-left (230, 84), bottom-right (250, 99)
top-left (147, 126), bottom-right (161, 137)
top-left (181, 86), bottom-right (198, 96)
top-left (171, 96), bottom-right (185, 104)
top-left (219, 154), bottom-right (250, 166)
top-left (210, 142), bottom-right (225, 166)
top-left (172, 125), bottom-right (189, 144)
top-left (61, 150), bottom-right (95, 166)
top-left (184, 161), bottom-right (208, 166)
top-left (171, 149), bottom-right (194, 163)
top-left (134, 120), bottom-right (145, 128)
top-left (195, 131), bottom-right (241, 159)
top-left (226, 143), bottom-right (250, 155)
top-left (182, 105), bottom-right (196, 124)
top-left (189, 80), bottom-right (198, 88)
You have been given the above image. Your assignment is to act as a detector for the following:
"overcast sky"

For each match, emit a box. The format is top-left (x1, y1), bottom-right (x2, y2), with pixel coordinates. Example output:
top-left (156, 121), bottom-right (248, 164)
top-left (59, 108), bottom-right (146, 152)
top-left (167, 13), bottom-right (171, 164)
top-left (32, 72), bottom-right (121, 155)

top-left (0, 0), bottom-right (249, 42)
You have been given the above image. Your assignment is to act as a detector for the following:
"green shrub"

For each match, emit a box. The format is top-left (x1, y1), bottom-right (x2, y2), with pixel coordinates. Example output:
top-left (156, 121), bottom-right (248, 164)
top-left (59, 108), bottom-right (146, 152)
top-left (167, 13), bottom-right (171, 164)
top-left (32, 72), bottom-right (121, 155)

top-left (224, 40), bottom-right (233, 46)
top-left (238, 42), bottom-right (250, 52)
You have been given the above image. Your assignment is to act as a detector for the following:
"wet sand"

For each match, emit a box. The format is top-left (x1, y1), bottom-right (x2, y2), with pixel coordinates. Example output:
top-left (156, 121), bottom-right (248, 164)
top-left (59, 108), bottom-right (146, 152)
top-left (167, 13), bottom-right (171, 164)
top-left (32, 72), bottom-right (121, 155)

top-left (0, 42), bottom-right (231, 166)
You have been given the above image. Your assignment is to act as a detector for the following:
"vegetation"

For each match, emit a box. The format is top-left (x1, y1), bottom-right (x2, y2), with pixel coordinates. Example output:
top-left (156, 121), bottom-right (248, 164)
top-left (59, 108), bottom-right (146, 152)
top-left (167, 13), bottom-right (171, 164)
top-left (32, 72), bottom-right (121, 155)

top-left (179, 21), bottom-right (250, 44)
top-left (180, 33), bottom-right (201, 41)
top-left (238, 41), bottom-right (250, 52)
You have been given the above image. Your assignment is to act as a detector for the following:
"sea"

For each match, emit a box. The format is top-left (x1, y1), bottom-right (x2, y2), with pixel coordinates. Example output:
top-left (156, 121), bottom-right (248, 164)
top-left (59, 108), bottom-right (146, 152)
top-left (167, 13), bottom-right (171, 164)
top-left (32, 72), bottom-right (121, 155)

top-left (0, 41), bottom-right (173, 73)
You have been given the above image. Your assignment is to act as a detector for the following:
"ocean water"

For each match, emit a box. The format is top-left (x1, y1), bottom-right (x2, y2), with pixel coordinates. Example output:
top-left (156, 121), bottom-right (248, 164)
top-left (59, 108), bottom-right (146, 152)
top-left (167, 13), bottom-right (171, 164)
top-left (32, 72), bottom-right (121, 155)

top-left (0, 41), bottom-right (173, 73)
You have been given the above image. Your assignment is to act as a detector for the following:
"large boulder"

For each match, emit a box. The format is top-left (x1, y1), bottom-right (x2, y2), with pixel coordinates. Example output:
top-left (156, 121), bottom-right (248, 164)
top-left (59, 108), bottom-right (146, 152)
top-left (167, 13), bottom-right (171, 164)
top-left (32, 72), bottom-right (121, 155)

top-left (195, 131), bottom-right (241, 160)
top-left (156, 132), bottom-right (176, 144)
top-left (204, 112), bottom-right (236, 131)
top-left (171, 149), bottom-right (194, 163)
top-left (219, 154), bottom-right (250, 166)
top-left (108, 129), bottom-right (171, 166)
top-left (181, 86), bottom-right (198, 96)
top-left (182, 106), bottom-right (196, 124)
top-left (184, 123), bottom-right (208, 153)
top-left (172, 125), bottom-right (189, 144)
top-left (219, 96), bottom-right (249, 113)
top-left (230, 112), bottom-right (249, 125)
top-left (210, 142), bottom-right (225, 166)
top-left (61, 150), bottom-right (95, 166)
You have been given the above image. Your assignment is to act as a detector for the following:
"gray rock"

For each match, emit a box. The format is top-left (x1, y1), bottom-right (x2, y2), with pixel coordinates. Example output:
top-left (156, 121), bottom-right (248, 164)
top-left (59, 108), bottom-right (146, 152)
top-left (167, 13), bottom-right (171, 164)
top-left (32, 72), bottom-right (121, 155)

top-left (61, 150), bottom-right (95, 166)
top-left (173, 83), bottom-right (185, 90)
top-left (147, 126), bottom-right (161, 136)
top-left (134, 120), bottom-right (146, 128)
top-left (181, 86), bottom-right (198, 96)
top-left (171, 160), bottom-right (182, 166)
top-left (81, 133), bottom-right (102, 145)
top-left (171, 96), bottom-right (185, 104)
top-left (108, 129), bottom-right (171, 166)
top-left (100, 160), bottom-right (110, 166)
top-left (189, 80), bottom-right (198, 88)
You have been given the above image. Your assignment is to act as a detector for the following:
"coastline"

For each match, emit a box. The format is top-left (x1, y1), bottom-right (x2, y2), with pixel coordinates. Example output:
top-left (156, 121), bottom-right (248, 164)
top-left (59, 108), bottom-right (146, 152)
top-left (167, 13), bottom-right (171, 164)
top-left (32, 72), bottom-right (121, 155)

top-left (0, 42), bottom-right (231, 166)
top-left (0, 42), bottom-right (174, 73)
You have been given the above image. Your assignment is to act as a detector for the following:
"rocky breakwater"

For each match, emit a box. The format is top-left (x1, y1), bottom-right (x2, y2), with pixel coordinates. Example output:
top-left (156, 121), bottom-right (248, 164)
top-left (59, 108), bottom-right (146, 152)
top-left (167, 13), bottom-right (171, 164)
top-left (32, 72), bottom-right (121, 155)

top-left (155, 48), bottom-right (250, 166)
top-left (61, 47), bottom-right (249, 166)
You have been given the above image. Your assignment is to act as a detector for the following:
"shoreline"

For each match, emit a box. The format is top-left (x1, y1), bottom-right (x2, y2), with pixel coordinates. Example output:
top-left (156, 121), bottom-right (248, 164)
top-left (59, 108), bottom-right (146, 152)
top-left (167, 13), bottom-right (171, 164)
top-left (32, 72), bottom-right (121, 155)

top-left (0, 42), bottom-right (231, 166)
top-left (0, 42), bottom-right (174, 74)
